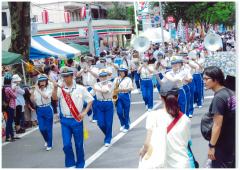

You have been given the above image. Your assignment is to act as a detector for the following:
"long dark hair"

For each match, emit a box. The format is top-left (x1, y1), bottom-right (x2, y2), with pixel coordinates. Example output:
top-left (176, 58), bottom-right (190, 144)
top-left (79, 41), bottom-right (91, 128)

top-left (161, 93), bottom-right (180, 118)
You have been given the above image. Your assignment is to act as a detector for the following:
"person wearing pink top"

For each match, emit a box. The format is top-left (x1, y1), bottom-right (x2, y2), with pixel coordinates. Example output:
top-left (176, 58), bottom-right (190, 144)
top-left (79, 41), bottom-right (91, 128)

top-left (3, 73), bottom-right (20, 142)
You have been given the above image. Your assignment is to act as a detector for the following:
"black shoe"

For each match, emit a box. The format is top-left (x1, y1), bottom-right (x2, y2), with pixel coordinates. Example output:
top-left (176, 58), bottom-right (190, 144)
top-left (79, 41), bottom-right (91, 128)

top-left (13, 137), bottom-right (21, 140)
top-left (16, 128), bottom-right (25, 134)
top-left (6, 138), bottom-right (16, 142)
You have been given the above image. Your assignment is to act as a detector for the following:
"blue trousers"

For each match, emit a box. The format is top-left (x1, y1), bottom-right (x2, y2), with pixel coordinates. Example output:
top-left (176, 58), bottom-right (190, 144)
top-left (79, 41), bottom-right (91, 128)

top-left (96, 101), bottom-right (114, 144)
top-left (36, 105), bottom-right (53, 147)
top-left (60, 117), bottom-right (84, 168)
top-left (133, 71), bottom-right (141, 89)
top-left (183, 84), bottom-right (191, 117)
top-left (193, 73), bottom-right (203, 106)
top-left (141, 79), bottom-right (153, 109)
top-left (178, 87), bottom-right (187, 115)
top-left (84, 87), bottom-right (97, 120)
top-left (116, 93), bottom-right (131, 130)
top-left (188, 81), bottom-right (195, 116)
top-left (6, 107), bottom-right (15, 139)
top-left (156, 73), bottom-right (164, 93)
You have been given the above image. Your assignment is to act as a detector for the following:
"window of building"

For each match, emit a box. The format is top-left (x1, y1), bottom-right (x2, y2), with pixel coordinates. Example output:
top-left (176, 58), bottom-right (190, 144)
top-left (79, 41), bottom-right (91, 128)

top-left (2, 12), bottom-right (8, 26)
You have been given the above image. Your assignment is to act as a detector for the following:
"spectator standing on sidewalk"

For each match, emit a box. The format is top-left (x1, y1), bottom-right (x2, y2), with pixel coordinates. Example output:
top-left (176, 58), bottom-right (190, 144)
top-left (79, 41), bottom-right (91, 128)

top-left (203, 66), bottom-right (236, 168)
top-left (12, 74), bottom-right (26, 134)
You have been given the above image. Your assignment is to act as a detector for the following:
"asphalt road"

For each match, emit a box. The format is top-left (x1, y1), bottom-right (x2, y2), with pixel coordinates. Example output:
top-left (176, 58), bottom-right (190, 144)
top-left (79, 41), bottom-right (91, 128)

top-left (2, 88), bottom-right (214, 168)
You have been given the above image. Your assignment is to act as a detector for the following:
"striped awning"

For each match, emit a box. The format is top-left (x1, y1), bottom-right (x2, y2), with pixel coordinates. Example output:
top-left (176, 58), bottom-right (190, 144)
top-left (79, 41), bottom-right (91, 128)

top-left (30, 35), bottom-right (81, 59)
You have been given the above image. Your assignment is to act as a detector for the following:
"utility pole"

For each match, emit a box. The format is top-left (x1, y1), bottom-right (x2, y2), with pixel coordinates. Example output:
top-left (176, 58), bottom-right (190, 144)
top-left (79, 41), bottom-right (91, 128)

top-left (159, 2), bottom-right (164, 45)
top-left (87, 3), bottom-right (95, 55)
top-left (133, 2), bottom-right (139, 36)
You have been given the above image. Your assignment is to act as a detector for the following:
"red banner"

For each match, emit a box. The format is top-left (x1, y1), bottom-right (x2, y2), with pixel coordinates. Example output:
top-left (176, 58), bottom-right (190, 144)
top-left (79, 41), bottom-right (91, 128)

top-left (42, 10), bottom-right (49, 24)
top-left (80, 6), bottom-right (86, 19)
top-left (167, 16), bottom-right (175, 23)
top-left (64, 11), bottom-right (71, 23)
top-left (61, 88), bottom-right (82, 122)
top-left (185, 23), bottom-right (189, 42)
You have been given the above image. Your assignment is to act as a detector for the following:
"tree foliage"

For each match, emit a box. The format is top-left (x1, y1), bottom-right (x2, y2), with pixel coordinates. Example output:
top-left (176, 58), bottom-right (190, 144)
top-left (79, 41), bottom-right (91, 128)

top-left (106, 2), bottom-right (135, 26)
top-left (163, 2), bottom-right (235, 26)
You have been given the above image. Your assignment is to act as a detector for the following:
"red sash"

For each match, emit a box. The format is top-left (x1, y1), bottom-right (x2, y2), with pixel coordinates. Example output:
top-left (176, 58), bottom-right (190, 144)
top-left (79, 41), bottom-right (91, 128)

top-left (167, 111), bottom-right (184, 134)
top-left (61, 88), bottom-right (82, 122)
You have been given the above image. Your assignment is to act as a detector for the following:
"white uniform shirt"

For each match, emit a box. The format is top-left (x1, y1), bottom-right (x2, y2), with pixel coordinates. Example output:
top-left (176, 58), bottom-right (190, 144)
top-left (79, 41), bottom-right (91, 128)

top-left (34, 85), bottom-right (53, 106)
top-left (145, 109), bottom-right (190, 168)
top-left (94, 81), bottom-right (114, 100)
top-left (81, 65), bottom-right (99, 86)
top-left (15, 86), bottom-right (25, 112)
top-left (57, 83), bottom-right (94, 117)
top-left (113, 77), bottom-right (133, 91)
top-left (160, 70), bottom-right (180, 90)
top-left (138, 65), bottom-right (155, 79)
top-left (179, 65), bottom-right (193, 85)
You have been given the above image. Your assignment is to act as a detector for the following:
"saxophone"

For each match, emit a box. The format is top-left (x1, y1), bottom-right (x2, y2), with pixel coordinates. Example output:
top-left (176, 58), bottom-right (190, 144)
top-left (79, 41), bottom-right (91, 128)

top-left (112, 81), bottom-right (119, 102)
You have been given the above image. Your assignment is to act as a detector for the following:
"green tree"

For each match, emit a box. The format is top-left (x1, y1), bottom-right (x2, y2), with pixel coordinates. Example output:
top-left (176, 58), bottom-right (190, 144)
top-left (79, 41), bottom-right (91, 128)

top-left (163, 2), bottom-right (235, 27)
top-left (8, 2), bottom-right (31, 61)
top-left (107, 2), bottom-right (127, 20)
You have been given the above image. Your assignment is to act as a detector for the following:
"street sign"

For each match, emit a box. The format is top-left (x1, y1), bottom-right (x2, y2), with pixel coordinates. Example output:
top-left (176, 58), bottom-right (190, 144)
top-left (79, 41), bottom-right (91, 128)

top-left (154, 16), bottom-right (160, 22)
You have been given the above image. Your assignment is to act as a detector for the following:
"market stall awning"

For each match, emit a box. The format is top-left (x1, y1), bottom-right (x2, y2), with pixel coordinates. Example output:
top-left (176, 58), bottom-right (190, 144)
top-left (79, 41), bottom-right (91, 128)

top-left (68, 43), bottom-right (90, 55)
top-left (30, 35), bottom-right (81, 59)
top-left (2, 51), bottom-right (22, 65)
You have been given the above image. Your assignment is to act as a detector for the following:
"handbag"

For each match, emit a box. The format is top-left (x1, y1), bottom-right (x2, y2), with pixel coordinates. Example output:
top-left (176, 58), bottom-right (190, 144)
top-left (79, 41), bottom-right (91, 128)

top-left (200, 111), bottom-right (213, 141)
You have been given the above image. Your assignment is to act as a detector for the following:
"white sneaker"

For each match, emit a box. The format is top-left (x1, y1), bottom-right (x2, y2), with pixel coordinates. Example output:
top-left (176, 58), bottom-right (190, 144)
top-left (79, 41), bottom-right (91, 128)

top-left (44, 142), bottom-right (47, 147)
top-left (189, 115), bottom-right (193, 118)
top-left (91, 119), bottom-right (97, 123)
top-left (68, 166), bottom-right (76, 168)
top-left (122, 129), bottom-right (129, 133)
top-left (147, 109), bottom-right (152, 112)
top-left (120, 126), bottom-right (125, 132)
top-left (104, 143), bottom-right (110, 147)
top-left (198, 105), bottom-right (203, 108)
top-left (46, 147), bottom-right (52, 151)
top-left (145, 106), bottom-right (148, 110)
top-left (193, 104), bottom-right (197, 108)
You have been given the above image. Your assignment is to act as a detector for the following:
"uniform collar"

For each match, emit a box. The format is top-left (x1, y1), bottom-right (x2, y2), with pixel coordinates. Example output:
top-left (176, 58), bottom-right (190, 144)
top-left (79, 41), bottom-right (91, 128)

top-left (64, 82), bottom-right (76, 91)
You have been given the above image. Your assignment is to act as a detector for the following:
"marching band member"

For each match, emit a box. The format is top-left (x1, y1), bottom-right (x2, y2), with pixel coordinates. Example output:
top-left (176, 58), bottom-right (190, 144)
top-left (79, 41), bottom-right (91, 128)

top-left (131, 50), bottom-right (141, 93)
top-left (114, 65), bottom-right (134, 133)
top-left (52, 67), bottom-right (93, 168)
top-left (157, 57), bottom-right (187, 114)
top-left (31, 74), bottom-right (54, 151)
top-left (189, 51), bottom-right (204, 108)
top-left (155, 52), bottom-right (167, 93)
top-left (138, 58), bottom-right (155, 111)
top-left (93, 69), bottom-right (114, 147)
top-left (178, 55), bottom-right (194, 117)
top-left (77, 56), bottom-right (99, 122)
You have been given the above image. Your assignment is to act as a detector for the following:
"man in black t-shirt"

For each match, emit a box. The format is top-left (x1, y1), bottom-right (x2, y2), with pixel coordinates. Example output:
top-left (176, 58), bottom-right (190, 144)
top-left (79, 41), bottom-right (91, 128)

top-left (203, 66), bottom-right (235, 168)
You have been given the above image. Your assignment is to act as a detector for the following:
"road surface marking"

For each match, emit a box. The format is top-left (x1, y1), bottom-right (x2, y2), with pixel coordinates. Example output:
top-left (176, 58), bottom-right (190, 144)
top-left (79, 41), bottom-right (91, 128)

top-left (85, 101), bottom-right (162, 168)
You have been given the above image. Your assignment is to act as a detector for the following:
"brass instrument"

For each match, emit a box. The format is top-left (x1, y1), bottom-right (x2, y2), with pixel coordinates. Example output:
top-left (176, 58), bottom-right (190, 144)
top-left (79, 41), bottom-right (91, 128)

top-left (112, 81), bottom-right (119, 102)
top-left (203, 32), bottom-right (223, 52)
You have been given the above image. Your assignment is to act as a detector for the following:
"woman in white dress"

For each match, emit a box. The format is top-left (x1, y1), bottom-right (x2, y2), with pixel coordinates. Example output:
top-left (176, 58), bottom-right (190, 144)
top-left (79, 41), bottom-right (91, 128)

top-left (139, 88), bottom-right (191, 168)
